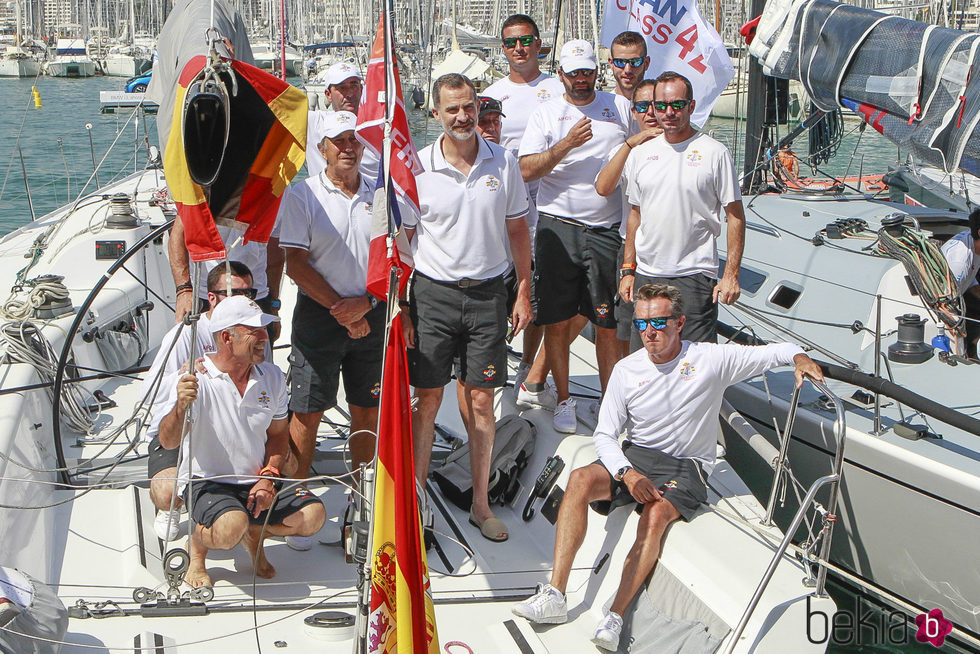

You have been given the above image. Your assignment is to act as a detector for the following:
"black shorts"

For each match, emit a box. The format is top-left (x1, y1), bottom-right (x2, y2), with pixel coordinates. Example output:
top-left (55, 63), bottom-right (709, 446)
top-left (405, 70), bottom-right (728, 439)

top-left (289, 292), bottom-right (384, 413)
top-left (630, 272), bottom-right (717, 346)
top-left (533, 212), bottom-right (620, 328)
top-left (590, 442), bottom-right (707, 522)
top-left (504, 266), bottom-right (517, 317)
top-left (148, 434), bottom-right (179, 478)
top-left (614, 243), bottom-right (634, 341)
top-left (409, 273), bottom-right (508, 389)
top-left (184, 479), bottom-right (322, 528)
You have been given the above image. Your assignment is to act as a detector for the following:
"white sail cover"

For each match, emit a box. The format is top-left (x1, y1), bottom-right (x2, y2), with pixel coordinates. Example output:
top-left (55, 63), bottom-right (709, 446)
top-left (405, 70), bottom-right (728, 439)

top-left (750, 0), bottom-right (980, 175)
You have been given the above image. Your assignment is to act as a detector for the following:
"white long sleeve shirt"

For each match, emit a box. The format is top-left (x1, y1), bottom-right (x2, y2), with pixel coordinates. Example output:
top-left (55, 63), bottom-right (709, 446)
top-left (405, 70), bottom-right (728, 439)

top-left (593, 341), bottom-right (804, 475)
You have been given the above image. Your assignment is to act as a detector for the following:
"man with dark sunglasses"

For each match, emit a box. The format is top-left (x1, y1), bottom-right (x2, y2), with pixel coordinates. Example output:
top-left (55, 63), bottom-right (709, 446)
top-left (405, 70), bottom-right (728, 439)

top-left (620, 70), bottom-right (746, 346)
top-left (513, 283), bottom-right (822, 650)
top-left (518, 39), bottom-right (633, 434)
top-left (608, 31), bottom-right (650, 101)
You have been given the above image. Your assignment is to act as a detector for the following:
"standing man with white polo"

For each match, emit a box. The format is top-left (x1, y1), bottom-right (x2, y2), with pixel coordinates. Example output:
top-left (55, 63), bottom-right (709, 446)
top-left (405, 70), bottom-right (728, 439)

top-left (406, 73), bottom-right (532, 543)
top-left (518, 40), bottom-right (633, 433)
top-left (279, 111), bottom-right (386, 550)
top-left (306, 61), bottom-right (379, 182)
top-left (619, 71), bottom-right (745, 345)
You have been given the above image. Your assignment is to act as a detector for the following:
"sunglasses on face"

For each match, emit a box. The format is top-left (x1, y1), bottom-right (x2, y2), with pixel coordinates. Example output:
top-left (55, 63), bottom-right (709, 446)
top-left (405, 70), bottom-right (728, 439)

top-left (654, 99), bottom-right (692, 112)
top-left (502, 35), bottom-right (535, 48)
top-left (565, 68), bottom-right (596, 78)
top-left (633, 316), bottom-right (675, 331)
top-left (612, 57), bottom-right (645, 69)
top-left (213, 287), bottom-right (258, 300)
top-left (632, 100), bottom-right (655, 113)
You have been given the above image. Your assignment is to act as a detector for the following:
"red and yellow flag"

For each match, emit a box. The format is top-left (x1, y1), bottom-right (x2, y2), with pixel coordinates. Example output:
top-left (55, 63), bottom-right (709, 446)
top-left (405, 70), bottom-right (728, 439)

top-left (369, 311), bottom-right (438, 653)
top-left (163, 55), bottom-right (307, 262)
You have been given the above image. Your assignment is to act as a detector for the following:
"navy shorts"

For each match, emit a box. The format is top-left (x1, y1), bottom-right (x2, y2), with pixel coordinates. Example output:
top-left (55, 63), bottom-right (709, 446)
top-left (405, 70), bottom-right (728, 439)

top-left (185, 479), bottom-right (322, 528)
top-left (590, 442), bottom-right (707, 522)
top-left (148, 434), bottom-right (179, 478)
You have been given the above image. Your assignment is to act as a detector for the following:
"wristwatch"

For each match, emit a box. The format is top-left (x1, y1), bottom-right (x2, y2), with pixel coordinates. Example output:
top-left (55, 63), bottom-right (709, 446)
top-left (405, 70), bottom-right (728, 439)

top-left (619, 268), bottom-right (636, 280)
top-left (368, 294), bottom-right (379, 310)
top-left (615, 466), bottom-right (633, 482)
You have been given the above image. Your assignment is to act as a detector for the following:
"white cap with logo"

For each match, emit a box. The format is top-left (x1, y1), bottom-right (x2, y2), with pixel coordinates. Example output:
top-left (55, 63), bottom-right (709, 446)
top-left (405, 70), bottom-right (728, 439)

top-left (325, 61), bottom-right (362, 87)
top-left (559, 39), bottom-right (597, 73)
top-left (209, 295), bottom-right (280, 334)
top-left (320, 110), bottom-right (358, 140)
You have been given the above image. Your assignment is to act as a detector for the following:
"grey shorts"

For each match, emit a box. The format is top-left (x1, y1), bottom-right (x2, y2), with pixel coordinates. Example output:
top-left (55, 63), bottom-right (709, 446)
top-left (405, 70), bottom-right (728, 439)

top-left (289, 292), bottom-right (384, 413)
top-left (629, 272), bottom-right (718, 348)
top-left (185, 479), bottom-right (322, 528)
top-left (148, 434), bottom-right (179, 478)
top-left (533, 212), bottom-right (621, 328)
top-left (409, 273), bottom-right (508, 389)
top-left (590, 442), bottom-right (707, 522)
top-left (615, 244), bottom-right (634, 341)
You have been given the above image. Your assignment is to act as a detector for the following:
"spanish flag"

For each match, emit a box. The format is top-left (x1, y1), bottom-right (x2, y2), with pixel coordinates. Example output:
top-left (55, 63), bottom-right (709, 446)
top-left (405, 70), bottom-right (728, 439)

top-left (369, 310), bottom-right (439, 653)
top-left (163, 55), bottom-right (306, 262)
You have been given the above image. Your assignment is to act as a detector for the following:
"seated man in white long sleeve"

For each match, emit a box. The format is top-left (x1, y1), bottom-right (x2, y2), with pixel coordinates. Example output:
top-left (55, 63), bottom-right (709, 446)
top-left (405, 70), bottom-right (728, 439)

top-left (512, 283), bottom-right (823, 651)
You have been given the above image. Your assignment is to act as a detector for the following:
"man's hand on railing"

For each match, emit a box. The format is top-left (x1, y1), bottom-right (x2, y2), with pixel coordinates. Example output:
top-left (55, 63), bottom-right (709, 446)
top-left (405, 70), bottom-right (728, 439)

top-left (792, 353), bottom-right (825, 388)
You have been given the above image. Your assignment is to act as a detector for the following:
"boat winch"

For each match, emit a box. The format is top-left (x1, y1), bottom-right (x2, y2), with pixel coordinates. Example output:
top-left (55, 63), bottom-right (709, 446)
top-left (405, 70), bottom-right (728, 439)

top-left (105, 193), bottom-right (139, 229)
top-left (888, 313), bottom-right (934, 364)
top-left (27, 274), bottom-right (73, 320)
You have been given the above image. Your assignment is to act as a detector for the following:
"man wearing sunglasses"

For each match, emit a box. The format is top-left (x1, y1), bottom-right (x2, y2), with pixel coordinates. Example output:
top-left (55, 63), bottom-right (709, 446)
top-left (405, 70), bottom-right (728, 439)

top-left (620, 70), bottom-right (746, 346)
top-left (609, 31), bottom-right (650, 101)
top-left (519, 39), bottom-right (633, 434)
top-left (513, 283), bottom-right (822, 650)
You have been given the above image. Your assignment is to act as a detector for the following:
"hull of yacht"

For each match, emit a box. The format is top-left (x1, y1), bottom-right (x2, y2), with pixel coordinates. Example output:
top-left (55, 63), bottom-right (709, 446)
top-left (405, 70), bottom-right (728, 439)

top-left (44, 58), bottom-right (99, 77)
top-left (719, 192), bottom-right (980, 645)
top-left (102, 54), bottom-right (151, 77)
top-left (0, 56), bottom-right (41, 77)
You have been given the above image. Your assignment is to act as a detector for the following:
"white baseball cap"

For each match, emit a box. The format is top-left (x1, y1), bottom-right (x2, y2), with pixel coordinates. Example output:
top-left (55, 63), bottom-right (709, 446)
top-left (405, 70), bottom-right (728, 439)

top-left (325, 61), bottom-right (362, 87)
top-left (209, 295), bottom-right (279, 334)
top-left (559, 39), bottom-right (597, 73)
top-left (320, 110), bottom-right (358, 140)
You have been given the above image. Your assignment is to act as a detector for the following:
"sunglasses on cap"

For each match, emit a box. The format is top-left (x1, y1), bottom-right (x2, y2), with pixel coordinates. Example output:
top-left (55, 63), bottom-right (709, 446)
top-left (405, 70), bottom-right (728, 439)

top-left (654, 99), bottom-right (692, 112)
top-left (213, 287), bottom-right (258, 300)
top-left (565, 68), bottom-right (596, 78)
top-left (612, 57), bottom-right (645, 69)
top-left (632, 100), bottom-right (655, 113)
top-left (633, 316), bottom-right (676, 331)
top-left (502, 35), bottom-right (535, 48)
top-left (479, 96), bottom-right (504, 114)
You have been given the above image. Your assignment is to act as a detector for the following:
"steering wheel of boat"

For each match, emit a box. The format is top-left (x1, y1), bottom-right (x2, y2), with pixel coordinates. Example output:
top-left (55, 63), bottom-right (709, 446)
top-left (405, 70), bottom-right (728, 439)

top-left (50, 219), bottom-right (174, 485)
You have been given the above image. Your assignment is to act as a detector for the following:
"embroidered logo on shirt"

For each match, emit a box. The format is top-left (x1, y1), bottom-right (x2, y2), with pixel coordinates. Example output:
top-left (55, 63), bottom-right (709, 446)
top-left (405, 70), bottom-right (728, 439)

top-left (647, 155), bottom-right (660, 161)
top-left (679, 362), bottom-right (696, 380)
top-left (257, 390), bottom-right (272, 407)
top-left (203, 344), bottom-right (216, 353)
top-left (482, 364), bottom-right (497, 381)
top-left (595, 303), bottom-right (610, 318)
top-left (686, 150), bottom-right (703, 166)
top-left (484, 175), bottom-right (501, 191)
top-left (600, 107), bottom-right (615, 120)
top-left (537, 89), bottom-right (552, 101)
top-left (370, 382), bottom-right (381, 398)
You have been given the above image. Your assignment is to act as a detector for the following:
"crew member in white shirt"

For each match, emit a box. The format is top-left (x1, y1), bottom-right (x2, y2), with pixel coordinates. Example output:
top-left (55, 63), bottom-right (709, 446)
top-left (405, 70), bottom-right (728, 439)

top-left (145, 261), bottom-right (255, 542)
top-left (518, 39), bottom-right (633, 433)
top-left (305, 62), bottom-right (380, 182)
top-left (512, 283), bottom-right (822, 650)
top-left (608, 31), bottom-right (650, 100)
top-left (158, 297), bottom-right (326, 589)
top-left (406, 73), bottom-right (532, 543)
top-left (620, 71), bottom-right (746, 346)
top-left (940, 208), bottom-right (980, 357)
top-left (484, 14), bottom-right (565, 391)
top-left (279, 111), bottom-right (386, 551)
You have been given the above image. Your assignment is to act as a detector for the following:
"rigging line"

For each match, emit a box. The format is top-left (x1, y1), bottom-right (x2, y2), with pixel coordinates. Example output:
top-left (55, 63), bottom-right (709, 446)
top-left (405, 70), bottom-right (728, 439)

top-left (0, 80), bottom-right (41, 207)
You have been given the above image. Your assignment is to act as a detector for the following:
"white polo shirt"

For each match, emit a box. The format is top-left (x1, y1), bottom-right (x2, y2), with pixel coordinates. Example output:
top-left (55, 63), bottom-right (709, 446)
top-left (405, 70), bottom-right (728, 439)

top-left (519, 91), bottom-right (632, 227)
top-left (414, 135), bottom-right (528, 282)
top-left (278, 172), bottom-right (377, 299)
top-left (193, 222), bottom-right (278, 301)
top-left (624, 132), bottom-right (741, 278)
top-left (159, 356), bottom-right (288, 486)
top-left (941, 229), bottom-right (980, 296)
top-left (306, 110), bottom-right (380, 182)
top-left (484, 73), bottom-right (565, 157)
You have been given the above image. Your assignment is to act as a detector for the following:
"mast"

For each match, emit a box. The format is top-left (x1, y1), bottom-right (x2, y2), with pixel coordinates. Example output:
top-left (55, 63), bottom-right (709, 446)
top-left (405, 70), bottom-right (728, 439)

top-left (741, 0), bottom-right (769, 193)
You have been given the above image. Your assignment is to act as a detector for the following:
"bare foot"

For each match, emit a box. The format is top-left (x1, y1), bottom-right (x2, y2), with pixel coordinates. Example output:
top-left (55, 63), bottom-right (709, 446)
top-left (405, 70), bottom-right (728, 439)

top-left (185, 565), bottom-right (212, 588)
top-left (243, 527), bottom-right (276, 579)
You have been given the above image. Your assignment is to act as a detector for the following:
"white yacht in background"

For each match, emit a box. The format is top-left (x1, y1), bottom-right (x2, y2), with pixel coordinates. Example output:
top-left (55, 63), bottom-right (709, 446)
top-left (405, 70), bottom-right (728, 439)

top-left (44, 38), bottom-right (99, 77)
top-left (102, 44), bottom-right (152, 77)
top-left (0, 45), bottom-right (41, 77)
top-left (251, 41), bottom-right (304, 76)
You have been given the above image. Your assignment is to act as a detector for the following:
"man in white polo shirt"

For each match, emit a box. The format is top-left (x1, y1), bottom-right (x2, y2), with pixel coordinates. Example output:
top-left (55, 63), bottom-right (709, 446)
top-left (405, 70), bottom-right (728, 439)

top-left (518, 39), bottom-right (633, 433)
top-left (157, 296), bottom-right (325, 588)
top-left (406, 73), bottom-right (532, 543)
top-left (484, 14), bottom-right (565, 393)
top-left (619, 71), bottom-right (746, 346)
top-left (306, 62), bottom-right (380, 184)
top-left (279, 111), bottom-right (387, 550)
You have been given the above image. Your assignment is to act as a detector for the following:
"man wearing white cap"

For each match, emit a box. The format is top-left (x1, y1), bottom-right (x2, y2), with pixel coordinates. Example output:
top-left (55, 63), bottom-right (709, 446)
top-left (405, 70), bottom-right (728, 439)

top-left (157, 296), bottom-right (326, 588)
top-left (279, 110), bottom-right (387, 550)
top-left (518, 39), bottom-right (632, 434)
top-left (306, 61), bottom-right (380, 183)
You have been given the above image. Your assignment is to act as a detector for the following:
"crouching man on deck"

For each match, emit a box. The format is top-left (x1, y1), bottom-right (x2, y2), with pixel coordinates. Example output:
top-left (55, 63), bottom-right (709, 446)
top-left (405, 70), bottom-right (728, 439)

top-left (157, 296), bottom-right (326, 587)
top-left (512, 284), bottom-right (822, 651)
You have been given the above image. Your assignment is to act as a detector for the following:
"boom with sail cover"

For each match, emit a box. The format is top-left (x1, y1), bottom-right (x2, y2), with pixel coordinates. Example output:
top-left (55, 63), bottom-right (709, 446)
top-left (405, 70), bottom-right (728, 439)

top-left (750, 0), bottom-right (980, 175)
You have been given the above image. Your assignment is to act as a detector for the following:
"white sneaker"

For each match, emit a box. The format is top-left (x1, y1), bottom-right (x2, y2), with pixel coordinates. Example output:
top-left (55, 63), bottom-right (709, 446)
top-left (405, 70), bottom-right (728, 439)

top-left (286, 535), bottom-right (314, 551)
top-left (512, 362), bottom-right (532, 398)
top-left (153, 509), bottom-right (181, 541)
top-left (516, 382), bottom-right (557, 410)
top-left (591, 611), bottom-right (624, 651)
top-left (511, 583), bottom-right (567, 624)
top-left (553, 398), bottom-right (577, 434)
